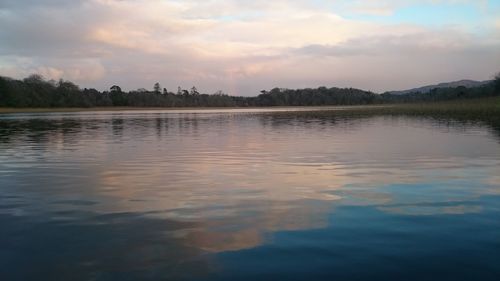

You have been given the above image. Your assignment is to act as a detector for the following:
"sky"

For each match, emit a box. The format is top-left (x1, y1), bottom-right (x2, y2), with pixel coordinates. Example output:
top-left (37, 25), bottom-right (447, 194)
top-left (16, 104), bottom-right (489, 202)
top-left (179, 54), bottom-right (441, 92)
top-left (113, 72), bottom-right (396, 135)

top-left (0, 0), bottom-right (499, 95)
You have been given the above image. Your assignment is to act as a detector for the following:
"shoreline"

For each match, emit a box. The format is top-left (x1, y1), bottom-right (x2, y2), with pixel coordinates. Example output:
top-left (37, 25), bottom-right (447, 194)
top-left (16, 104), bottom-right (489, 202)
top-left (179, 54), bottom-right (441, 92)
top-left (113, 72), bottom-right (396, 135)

top-left (0, 96), bottom-right (498, 114)
top-left (0, 105), bottom-right (390, 114)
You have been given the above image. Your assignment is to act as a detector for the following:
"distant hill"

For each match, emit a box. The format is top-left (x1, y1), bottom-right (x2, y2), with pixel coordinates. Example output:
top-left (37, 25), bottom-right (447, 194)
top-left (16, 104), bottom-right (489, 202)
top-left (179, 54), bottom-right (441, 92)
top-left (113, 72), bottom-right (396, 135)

top-left (388, 80), bottom-right (492, 95)
top-left (1, 74), bottom-right (498, 108)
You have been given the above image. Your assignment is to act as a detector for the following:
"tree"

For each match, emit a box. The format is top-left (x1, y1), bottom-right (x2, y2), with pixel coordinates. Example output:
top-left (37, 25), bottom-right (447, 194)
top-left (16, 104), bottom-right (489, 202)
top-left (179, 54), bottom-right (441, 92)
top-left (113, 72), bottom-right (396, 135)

top-left (110, 85), bottom-right (122, 93)
top-left (495, 72), bottom-right (500, 93)
top-left (154, 82), bottom-right (161, 94)
top-left (23, 74), bottom-right (45, 85)
top-left (110, 85), bottom-right (127, 106)
top-left (57, 79), bottom-right (79, 92)
top-left (190, 86), bottom-right (199, 95)
top-left (1, 72), bottom-right (499, 109)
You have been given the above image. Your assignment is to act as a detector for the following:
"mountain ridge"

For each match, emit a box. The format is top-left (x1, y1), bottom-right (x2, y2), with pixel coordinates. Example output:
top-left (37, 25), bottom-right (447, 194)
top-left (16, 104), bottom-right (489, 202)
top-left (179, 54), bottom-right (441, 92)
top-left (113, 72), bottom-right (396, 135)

top-left (388, 79), bottom-right (492, 95)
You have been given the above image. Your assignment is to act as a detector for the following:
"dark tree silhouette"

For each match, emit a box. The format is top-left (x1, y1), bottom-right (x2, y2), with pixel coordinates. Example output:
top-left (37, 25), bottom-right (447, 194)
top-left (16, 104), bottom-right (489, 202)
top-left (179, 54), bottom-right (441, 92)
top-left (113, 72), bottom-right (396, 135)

top-left (110, 85), bottom-right (122, 93)
top-left (153, 83), bottom-right (161, 94)
top-left (495, 72), bottom-right (500, 93)
top-left (190, 86), bottom-right (199, 95)
top-left (0, 74), bottom-right (498, 108)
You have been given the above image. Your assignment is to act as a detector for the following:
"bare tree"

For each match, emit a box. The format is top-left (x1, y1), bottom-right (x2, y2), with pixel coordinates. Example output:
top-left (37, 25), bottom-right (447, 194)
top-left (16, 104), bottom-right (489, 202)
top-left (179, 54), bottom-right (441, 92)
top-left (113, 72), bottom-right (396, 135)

top-left (153, 82), bottom-right (161, 94)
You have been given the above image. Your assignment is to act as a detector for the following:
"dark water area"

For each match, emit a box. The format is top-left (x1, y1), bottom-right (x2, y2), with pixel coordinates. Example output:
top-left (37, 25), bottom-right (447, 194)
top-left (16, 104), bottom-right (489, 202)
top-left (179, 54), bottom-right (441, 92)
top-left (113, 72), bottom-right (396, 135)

top-left (0, 108), bottom-right (499, 281)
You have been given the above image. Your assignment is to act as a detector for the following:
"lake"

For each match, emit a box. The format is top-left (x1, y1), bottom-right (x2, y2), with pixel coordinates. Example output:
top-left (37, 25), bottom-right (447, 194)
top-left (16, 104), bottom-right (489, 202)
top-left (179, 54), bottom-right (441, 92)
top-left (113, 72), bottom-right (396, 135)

top-left (1, 108), bottom-right (499, 281)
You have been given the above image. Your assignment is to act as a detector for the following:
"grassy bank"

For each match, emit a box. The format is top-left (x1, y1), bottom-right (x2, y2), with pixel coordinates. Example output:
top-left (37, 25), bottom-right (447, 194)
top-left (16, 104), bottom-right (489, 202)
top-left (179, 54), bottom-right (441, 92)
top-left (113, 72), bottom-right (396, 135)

top-left (0, 105), bottom-right (388, 114)
top-left (0, 106), bottom-right (219, 113)
top-left (335, 96), bottom-right (500, 118)
top-left (0, 96), bottom-right (499, 116)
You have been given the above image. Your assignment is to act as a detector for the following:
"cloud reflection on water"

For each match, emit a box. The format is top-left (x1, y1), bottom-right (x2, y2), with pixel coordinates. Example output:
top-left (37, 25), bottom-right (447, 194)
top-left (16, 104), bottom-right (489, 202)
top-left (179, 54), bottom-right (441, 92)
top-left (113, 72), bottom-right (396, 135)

top-left (0, 110), bottom-right (499, 278)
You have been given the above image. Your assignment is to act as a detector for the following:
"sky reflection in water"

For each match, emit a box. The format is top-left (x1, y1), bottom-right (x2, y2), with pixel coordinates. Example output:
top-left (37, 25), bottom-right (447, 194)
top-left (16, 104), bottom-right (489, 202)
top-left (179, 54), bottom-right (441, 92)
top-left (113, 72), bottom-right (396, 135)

top-left (0, 109), bottom-right (499, 281)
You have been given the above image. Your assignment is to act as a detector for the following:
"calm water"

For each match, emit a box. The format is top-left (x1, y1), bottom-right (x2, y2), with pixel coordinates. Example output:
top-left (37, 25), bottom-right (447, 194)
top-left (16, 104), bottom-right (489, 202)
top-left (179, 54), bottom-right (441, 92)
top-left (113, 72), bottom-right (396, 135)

top-left (1, 109), bottom-right (499, 281)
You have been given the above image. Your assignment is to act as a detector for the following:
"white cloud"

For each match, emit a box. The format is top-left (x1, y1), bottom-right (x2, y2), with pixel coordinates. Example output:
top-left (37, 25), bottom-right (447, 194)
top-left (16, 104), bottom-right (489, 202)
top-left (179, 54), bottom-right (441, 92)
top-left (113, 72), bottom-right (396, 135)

top-left (0, 0), bottom-right (498, 94)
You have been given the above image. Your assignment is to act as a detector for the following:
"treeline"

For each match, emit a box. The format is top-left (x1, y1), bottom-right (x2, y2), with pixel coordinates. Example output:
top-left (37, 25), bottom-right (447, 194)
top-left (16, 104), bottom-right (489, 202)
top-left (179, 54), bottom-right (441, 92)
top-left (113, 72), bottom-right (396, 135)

top-left (1, 74), bottom-right (499, 108)
top-left (380, 82), bottom-right (499, 103)
top-left (0, 75), bottom-right (237, 108)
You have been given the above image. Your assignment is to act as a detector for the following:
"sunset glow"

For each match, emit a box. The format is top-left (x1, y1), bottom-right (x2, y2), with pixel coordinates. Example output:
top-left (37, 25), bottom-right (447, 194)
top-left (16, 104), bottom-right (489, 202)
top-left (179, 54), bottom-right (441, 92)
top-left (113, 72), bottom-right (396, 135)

top-left (1, 0), bottom-right (499, 94)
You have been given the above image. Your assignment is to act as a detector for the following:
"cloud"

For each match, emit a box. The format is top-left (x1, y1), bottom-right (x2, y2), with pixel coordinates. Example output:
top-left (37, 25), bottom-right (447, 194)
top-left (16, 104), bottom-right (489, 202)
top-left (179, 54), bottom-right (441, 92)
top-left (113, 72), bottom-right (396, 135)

top-left (345, 0), bottom-right (490, 16)
top-left (292, 28), bottom-right (496, 57)
top-left (0, 56), bottom-right (106, 82)
top-left (0, 0), bottom-right (499, 94)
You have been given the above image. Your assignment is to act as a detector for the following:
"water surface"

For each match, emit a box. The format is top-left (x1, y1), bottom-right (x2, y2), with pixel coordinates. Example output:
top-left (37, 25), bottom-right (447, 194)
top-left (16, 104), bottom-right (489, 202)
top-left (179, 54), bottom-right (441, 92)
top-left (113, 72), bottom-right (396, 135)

top-left (1, 109), bottom-right (499, 280)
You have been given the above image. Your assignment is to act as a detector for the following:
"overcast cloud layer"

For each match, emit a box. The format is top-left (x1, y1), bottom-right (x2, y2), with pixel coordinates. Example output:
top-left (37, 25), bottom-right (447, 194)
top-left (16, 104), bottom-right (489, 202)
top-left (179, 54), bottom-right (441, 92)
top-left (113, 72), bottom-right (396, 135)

top-left (0, 0), bottom-right (499, 95)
